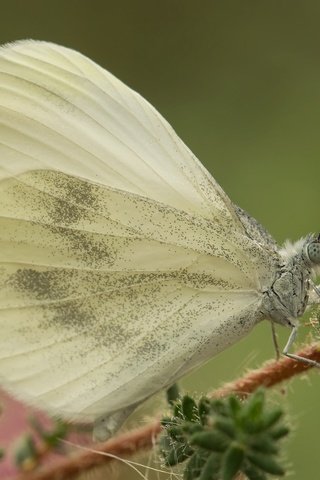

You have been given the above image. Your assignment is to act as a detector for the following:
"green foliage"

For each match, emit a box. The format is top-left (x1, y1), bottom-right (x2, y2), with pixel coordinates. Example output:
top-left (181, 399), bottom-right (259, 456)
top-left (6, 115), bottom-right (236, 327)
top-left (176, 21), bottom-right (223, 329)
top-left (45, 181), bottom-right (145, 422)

top-left (14, 434), bottom-right (38, 471)
top-left (29, 416), bottom-right (69, 449)
top-left (14, 418), bottom-right (69, 471)
top-left (160, 389), bottom-right (289, 480)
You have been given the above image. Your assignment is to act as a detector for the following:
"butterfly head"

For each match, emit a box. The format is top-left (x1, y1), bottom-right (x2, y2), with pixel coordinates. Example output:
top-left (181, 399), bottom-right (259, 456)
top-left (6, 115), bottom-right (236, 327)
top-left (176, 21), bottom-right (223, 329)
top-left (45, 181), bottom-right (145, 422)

top-left (261, 234), bottom-right (320, 328)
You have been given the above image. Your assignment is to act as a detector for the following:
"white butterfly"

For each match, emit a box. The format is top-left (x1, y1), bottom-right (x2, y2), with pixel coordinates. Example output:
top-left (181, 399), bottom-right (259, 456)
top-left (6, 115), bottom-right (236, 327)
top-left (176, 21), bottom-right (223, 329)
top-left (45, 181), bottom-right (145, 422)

top-left (0, 40), bottom-right (319, 440)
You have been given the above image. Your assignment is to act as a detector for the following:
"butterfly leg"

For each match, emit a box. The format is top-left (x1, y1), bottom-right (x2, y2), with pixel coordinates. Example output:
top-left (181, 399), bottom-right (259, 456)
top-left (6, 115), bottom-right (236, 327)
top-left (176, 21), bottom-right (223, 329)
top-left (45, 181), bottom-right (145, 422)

top-left (270, 321), bottom-right (280, 360)
top-left (93, 405), bottom-right (137, 441)
top-left (283, 325), bottom-right (320, 368)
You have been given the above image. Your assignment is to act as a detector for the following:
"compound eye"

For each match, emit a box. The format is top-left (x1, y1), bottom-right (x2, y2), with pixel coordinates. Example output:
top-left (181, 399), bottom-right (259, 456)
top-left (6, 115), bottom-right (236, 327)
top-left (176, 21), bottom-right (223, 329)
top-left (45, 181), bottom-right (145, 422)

top-left (307, 236), bottom-right (320, 264)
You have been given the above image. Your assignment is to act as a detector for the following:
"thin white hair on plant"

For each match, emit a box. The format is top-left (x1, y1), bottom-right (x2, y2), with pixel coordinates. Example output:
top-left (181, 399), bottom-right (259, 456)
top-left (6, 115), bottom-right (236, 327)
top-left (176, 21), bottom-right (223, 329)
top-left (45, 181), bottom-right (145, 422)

top-left (62, 439), bottom-right (183, 480)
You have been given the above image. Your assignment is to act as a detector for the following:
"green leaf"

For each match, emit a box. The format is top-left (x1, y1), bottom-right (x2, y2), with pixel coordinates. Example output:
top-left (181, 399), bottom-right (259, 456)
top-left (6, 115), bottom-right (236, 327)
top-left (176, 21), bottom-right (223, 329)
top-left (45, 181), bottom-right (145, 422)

top-left (215, 419), bottom-right (236, 438)
top-left (43, 420), bottom-right (68, 447)
top-left (262, 408), bottom-right (283, 429)
top-left (165, 443), bottom-right (193, 466)
top-left (161, 416), bottom-right (172, 428)
top-left (243, 463), bottom-right (268, 480)
top-left (228, 396), bottom-right (242, 416)
top-left (184, 450), bottom-right (209, 480)
top-left (198, 397), bottom-right (211, 424)
top-left (221, 444), bottom-right (244, 480)
top-left (174, 401), bottom-right (184, 419)
top-left (183, 422), bottom-right (204, 435)
top-left (159, 433), bottom-right (172, 460)
top-left (190, 431), bottom-right (229, 452)
top-left (210, 399), bottom-right (230, 417)
top-left (269, 426), bottom-right (290, 439)
top-left (241, 417), bottom-right (264, 435)
top-left (250, 436), bottom-right (279, 455)
top-left (247, 452), bottom-right (285, 475)
top-left (244, 389), bottom-right (265, 420)
top-left (199, 452), bottom-right (221, 480)
top-left (165, 423), bottom-right (184, 439)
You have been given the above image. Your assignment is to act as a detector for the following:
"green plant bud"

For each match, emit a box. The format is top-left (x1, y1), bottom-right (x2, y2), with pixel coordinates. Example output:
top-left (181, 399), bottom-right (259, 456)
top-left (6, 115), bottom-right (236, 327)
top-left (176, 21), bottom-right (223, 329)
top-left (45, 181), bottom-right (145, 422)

top-left (221, 444), bottom-right (244, 480)
top-left (182, 396), bottom-right (199, 421)
top-left (161, 390), bottom-right (288, 479)
top-left (247, 452), bottom-right (285, 475)
top-left (190, 431), bottom-right (229, 452)
top-left (0, 448), bottom-right (4, 460)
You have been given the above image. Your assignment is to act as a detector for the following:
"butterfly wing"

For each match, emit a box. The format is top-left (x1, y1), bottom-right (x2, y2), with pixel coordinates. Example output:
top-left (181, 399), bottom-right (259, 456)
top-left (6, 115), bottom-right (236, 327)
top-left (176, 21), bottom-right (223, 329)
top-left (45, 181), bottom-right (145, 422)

top-left (0, 41), bottom-right (277, 421)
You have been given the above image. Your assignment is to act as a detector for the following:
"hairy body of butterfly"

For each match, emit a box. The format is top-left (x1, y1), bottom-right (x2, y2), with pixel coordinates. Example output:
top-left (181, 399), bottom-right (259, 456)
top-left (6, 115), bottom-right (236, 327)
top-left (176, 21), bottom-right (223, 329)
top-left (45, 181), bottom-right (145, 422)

top-left (0, 41), bottom-right (319, 440)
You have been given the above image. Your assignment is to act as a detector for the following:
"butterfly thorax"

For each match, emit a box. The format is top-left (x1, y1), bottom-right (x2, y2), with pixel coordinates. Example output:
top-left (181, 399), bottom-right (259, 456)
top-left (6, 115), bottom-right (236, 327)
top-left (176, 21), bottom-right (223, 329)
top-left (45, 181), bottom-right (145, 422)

top-left (261, 235), bottom-right (320, 327)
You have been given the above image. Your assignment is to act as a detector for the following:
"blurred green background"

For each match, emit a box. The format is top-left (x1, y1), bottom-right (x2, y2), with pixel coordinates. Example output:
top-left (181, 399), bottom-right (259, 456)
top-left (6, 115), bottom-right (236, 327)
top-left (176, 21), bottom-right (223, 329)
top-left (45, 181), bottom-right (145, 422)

top-left (1, 1), bottom-right (319, 478)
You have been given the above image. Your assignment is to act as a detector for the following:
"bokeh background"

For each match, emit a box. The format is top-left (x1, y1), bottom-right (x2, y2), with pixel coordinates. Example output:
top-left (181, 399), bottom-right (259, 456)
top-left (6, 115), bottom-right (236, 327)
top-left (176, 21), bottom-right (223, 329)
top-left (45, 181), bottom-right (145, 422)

top-left (0, 1), bottom-right (319, 478)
